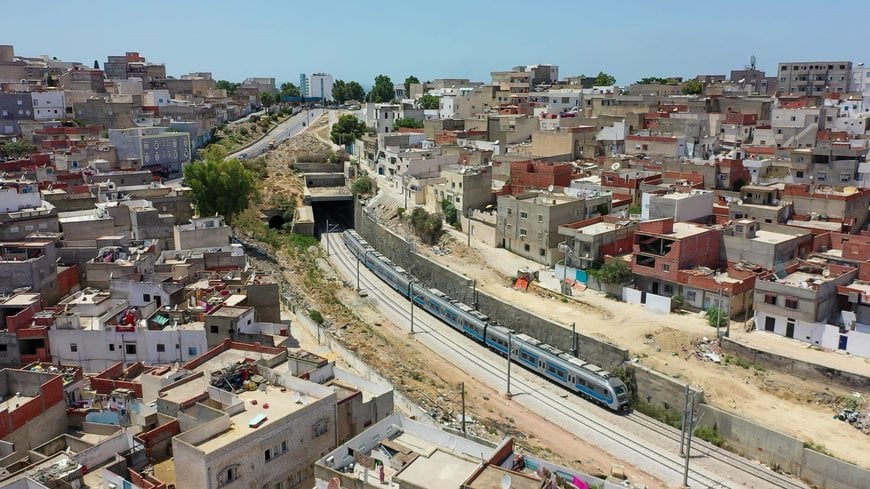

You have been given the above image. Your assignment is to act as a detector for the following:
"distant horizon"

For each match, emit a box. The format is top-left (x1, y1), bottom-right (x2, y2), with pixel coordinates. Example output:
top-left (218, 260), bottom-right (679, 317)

top-left (4, 0), bottom-right (870, 88)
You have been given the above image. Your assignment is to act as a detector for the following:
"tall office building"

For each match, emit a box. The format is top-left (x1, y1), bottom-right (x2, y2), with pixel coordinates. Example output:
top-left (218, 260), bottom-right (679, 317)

top-left (299, 73), bottom-right (334, 102)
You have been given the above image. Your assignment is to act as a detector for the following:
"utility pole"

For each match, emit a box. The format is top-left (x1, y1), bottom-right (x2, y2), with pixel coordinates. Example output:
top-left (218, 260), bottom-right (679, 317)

top-left (679, 383), bottom-right (691, 456)
top-left (682, 391), bottom-right (697, 488)
top-left (409, 282), bottom-right (415, 334)
top-left (325, 219), bottom-right (330, 257)
top-left (472, 279), bottom-right (477, 309)
top-left (356, 251), bottom-right (360, 291)
top-left (572, 322), bottom-right (577, 356)
top-left (467, 209), bottom-right (472, 247)
top-left (506, 333), bottom-right (512, 398)
top-left (461, 382), bottom-right (466, 435)
top-left (716, 285), bottom-right (723, 338)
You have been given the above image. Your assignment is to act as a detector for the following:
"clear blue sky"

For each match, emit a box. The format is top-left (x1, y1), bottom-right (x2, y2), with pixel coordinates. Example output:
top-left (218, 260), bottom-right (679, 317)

top-left (5, 0), bottom-right (870, 87)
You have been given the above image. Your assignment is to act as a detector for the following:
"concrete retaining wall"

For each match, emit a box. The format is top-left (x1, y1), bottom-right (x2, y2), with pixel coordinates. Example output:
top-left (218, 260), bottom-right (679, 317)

top-left (696, 404), bottom-right (804, 476)
top-left (721, 337), bottom-right (870, 392)
top-left (355, 202), bottom-right (628, 369)
top-left (630, 364), bottom-right (704, 412)
top-left (801, 448), bottom-right (869, 489)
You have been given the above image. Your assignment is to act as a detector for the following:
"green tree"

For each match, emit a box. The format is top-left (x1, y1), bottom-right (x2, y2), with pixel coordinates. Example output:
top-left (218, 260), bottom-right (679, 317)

top-left (682, 79), bottom-right (703, 95)
top-left (216, 80), bottom-right (240, 96)
top-left (351, 177), bottom-right (373, 196)
top-left (332, 80), bottom-right (348, 104)
top-left (593, 71), bottom-right (616, 86)
top-left (706, 306), bottom-right (729, 329)
top-left (393, 117), bottom-right (423, 129)
top-left (637, 77), bottom-right (675, 84)
top-left (670, 294), bottom-right (685, 312)
top-left (331, 114), bottom-right (367, 145)
top-left (627, 203), bottom-right (642, 215)
top-left (593, 260), bottom-right (632, 284)
top-left (260, 92), bottom-right (275, 112)
top-left (345, 81), bottom-right (366, 102)
top-left (308, 309), bottom-right (324, 325)
top-left (182, 147), bottom-right (255, 223)
top-left (279, 82), bottom-right (300, 98)
top-left (0, 140), bottom-right (36, 158)
top-left (368, 74), bottom-right (395, 103)
top-left (441, 199), bottom-right (459, 226)
top-left (418, 93), bottom-right (440, 110)
top-left (404, 75), bottom-right (420, 95)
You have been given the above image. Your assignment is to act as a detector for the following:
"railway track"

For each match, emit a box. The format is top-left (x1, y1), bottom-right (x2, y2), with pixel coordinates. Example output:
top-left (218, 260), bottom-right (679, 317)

top-left (324, 230), bottom-right (809, 489)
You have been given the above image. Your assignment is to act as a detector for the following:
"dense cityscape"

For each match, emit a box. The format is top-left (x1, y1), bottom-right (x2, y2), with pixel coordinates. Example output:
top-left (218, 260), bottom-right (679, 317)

top-left (0, 22), bottom-right (869, 489)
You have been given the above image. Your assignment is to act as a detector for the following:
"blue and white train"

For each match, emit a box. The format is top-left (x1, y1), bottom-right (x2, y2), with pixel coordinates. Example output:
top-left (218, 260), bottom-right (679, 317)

top-left (343, 230), bottom-right (631, 412)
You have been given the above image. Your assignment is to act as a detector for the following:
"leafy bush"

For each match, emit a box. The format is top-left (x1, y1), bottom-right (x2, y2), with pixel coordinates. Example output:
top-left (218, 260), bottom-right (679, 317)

top-left (694, 424), bottom-right (724, 447)
top-left (588, 260), bottom-right (632, 284)
top-left (250, 115), bottom-right (260, 123)
top-left (409, 207), bottom-right (442, 244)
top-left (670, 294), bottom-right (685, 312)
top-left (706, 306), bottom-right (729, 329)
top-left (351, 177), bottom-right (373, 196)
top-left (308, 309), bottom-right (324, 325)
top-left (238, 127), bottom-right (249, 137)
top-left (441, 199), bottom-right (459, 226)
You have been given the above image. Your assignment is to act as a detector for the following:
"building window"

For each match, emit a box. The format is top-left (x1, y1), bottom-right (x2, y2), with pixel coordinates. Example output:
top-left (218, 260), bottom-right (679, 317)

top-left (156, 343), bottom-right (165, 352)
top-left (519, 228), bottom-right (527, 238)
top-left (839, 173), bottom-right (851, 183)
top-left (313, 418), bottom-right (330, 437)
top-left (143, 294), bottom-right (151, 303)
top-left (70, 343), bottom-right (78, 352)
top-left (662, 264), bottom-right (670, 272)
top-left (109, 344), bottom-right (115, 351)
top-left (815, 172), bottom-right (827, 182)
top-left (125, 344), bottom-right (137, 355)
top-left (520, 211), bottom-right (528, 219)
top-left (0, 345), bottom-right (6, 352)
top-left (507, 208), bottom-right (512, 215)
top-left (539, 248), bottom-right (545, 257)
top-left (785, 297), bottom-right (798, 310)
top-left (796, 171), bottom-right (804, 178)
top-left (188, 347), bottom-right (198, 356)
top-left (210, 325), bottom-right (219, 334)
top-left (537, 214), bottom-right (543, 222)
top-left (264, 448), bottom-right (272, 462)
top-left (524, 244), bottom-right (530, 252)
top-left (686, 291), bottom-right (697, 301)
top-left (764, 294), bottom-right (777, 305)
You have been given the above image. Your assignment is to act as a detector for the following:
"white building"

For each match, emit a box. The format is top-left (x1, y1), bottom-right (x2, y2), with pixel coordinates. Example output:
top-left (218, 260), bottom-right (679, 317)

top-left (528, 88), bottom-right (582, 112)
top-left (48, 288), bottom-right (208, 371)
top-left (143, 89), bottom-right (172, 107)
top-left (30, 91), bottom-right (65, 121)
top-left (300, 73), bottom-right (334, 102)
top-left (173, 216), bottom-right (232, 250)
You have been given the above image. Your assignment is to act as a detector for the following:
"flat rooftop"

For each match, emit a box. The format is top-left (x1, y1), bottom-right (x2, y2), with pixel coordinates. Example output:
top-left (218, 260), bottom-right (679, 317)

top-left (394, 448), bottom-right (479, 489)
top-left (577, 221), bottom-right (617, 235)
top-left (193, 387), bottom-right (309, 453)
top-left (0, 293), bottom-right (41, 307)
top-left (751, 229), bottom-right (799, 245)
top-left (208, 306), bottom-right (251, 318)
top-left (466, 465), bottom-right (543, 489)
top-left (0, 393), bottom-right (36, 415)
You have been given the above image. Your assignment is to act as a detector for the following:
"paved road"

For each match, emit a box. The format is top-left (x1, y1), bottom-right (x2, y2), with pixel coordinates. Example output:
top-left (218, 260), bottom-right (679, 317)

top-left (226, 109), bottom-right (266, 126)
top-left (228, 108), bottom-right (324, 160)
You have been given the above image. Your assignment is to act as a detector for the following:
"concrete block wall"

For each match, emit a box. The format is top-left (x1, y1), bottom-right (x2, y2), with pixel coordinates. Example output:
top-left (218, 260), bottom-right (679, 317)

top-left (721, 338), bottom-right (870, 391)
top-left (354, 201), bottom-right (628, 369)
top-left (801, 449), bottom-right (869, 489)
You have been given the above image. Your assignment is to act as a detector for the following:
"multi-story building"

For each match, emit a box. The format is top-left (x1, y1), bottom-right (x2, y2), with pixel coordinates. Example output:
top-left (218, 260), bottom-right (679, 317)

top-left (0, 180), bottom-right (59, 241)
top-left (109, 127), bottom-right (192, 175)
top-left (240, 77), bottom-right (276, 95)
top-left (300, 73), bottom-right (334, 102)
top-left (631, 218), bottom-right (720, 297)
top-left (722, 219), bottom-right (811, 268)
top-left (783, 184), bottom-right (870, 233)
top-left (173, 216), bottom-right (232, 250)
top-left (641, 189), bottom-right (713, 222)
top-left (57, 67), bottom-right (105, 92)
top-left (497, 190), bottom-right (610, 266)
top-left (0, 92), bottom-right (33, 135)
top-left (427, 164), bottom-right (493, 215)
top-left (728, 184), bottom-right (792, 224)
top-left (315, 413), bottom-right (615, 489)
top-left (515, 63), bottom-right (559, 86)
top-left (168, 343), bottom-right (336, 489)
top-left (625, 134), bottom-right (688, 158)
top-left (777, 61), bottom-right (852, 95)
top-left (0, 368), bottom-right (68, 459)
top-left (557, 215), bottom-right (638, 270)
top-left (29, 90), bottom-right (65, 120)
top-left (754, 261), bottom-right (858, 348)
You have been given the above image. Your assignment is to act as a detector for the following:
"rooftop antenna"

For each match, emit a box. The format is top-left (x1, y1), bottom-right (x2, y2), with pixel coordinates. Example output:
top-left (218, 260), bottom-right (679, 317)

top-left (750, 55), bottom-right (757, 71)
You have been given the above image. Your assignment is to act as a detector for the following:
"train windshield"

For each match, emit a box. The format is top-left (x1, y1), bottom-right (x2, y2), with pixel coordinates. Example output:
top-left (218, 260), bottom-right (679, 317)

top-left (613, 385), bottom-right (627, 396)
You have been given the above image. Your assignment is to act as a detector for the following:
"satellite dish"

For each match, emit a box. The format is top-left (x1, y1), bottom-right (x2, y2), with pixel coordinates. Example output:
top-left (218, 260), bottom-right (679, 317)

top-left (327, 477), bottom-right (341, 489)
top-left (547, 184), bottom-right (554, 193)
top-left (500, 474), bottom-right (512, 489)
top-left (822, 268), bottom-right (831, 277)
top-left (611, 162), bottom-right (621, 171)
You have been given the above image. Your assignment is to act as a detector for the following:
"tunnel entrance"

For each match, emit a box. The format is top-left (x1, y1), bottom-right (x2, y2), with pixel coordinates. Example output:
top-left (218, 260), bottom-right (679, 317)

top-left (268, 215), bottom-right (286, 230)
top-left (313, 200), bottom-right (355, 237)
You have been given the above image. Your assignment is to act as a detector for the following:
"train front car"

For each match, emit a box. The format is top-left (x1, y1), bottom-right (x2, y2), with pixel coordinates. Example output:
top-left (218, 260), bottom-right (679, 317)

top-left (608, 377), bottom-right (631, 412)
